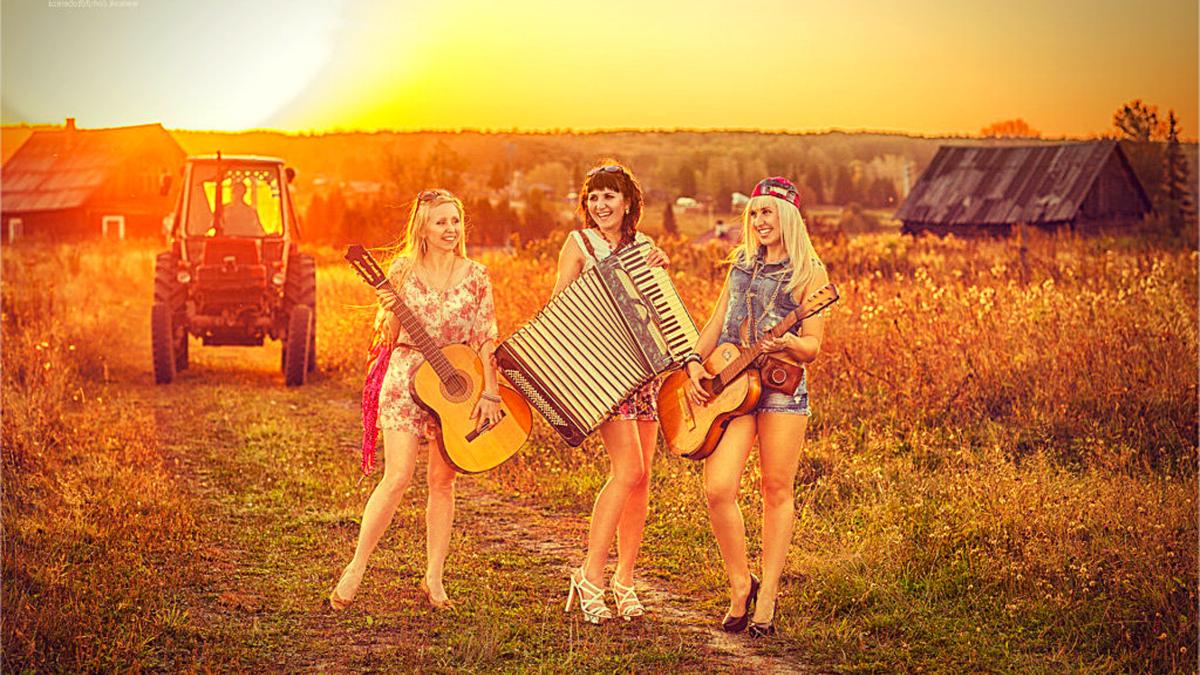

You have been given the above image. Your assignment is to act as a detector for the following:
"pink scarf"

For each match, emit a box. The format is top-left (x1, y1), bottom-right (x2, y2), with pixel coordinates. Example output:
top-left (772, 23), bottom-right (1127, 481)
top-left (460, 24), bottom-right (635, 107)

top-left (360, 339), bottom-right (391, 477)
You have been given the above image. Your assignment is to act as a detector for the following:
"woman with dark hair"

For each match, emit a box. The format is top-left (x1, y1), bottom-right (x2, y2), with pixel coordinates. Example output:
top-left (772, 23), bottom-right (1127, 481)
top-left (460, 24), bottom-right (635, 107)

top-left (329, 189), bottom-right (502, 611)
top-left (555, 160), bottom-right (669, 624)
top-left (682, 177), bottom-right (830, 638)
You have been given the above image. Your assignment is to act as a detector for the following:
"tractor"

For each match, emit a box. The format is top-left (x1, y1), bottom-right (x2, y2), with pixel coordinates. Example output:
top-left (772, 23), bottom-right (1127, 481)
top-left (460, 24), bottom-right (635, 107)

top-left (152, 154), bottom-right (316, 386)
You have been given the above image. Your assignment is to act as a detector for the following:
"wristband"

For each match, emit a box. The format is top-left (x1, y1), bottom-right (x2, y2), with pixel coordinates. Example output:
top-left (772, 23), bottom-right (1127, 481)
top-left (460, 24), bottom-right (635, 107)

top-left (480, 391), bottom-right (501, 403)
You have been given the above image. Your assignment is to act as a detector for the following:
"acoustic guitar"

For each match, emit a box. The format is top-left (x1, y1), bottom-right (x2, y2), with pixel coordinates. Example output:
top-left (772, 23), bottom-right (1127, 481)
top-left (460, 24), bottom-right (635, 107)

top-left (658, 283), bottom-right (839, 460)
top-left (345, 245), bottom-right (533, 474)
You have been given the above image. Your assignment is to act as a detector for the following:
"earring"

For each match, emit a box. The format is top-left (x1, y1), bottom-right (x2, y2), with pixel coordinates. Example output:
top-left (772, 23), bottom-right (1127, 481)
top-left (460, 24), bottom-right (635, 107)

top-left (420, 238), bottom-right (428, 252)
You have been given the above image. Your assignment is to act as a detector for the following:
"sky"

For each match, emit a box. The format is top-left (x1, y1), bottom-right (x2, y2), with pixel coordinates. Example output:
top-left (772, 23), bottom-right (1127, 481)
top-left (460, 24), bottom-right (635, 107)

top-left (2, 0), bottom-right (1197, 139)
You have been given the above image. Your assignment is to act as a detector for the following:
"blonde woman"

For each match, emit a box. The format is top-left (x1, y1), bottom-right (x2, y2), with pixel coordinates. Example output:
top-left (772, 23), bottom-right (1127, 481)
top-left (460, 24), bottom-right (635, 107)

top-left (682, 177), bottom-right (830, 637)
top-left (330, 189), bottom-right (502, 610)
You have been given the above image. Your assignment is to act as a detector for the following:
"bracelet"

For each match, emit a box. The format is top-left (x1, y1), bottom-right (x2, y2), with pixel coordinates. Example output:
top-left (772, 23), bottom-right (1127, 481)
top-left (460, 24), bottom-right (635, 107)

top-left (480, 391), bottom-right (501, 403)
top-left (682, 352), bottom-right (703, 367)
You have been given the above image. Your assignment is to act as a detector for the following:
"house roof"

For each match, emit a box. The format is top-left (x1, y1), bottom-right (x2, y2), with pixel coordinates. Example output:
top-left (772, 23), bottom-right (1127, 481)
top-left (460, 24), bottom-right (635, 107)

top-left (2, 123), bottom-right (182, 213)
top-left (893, 140), bottom-right (1150, 227)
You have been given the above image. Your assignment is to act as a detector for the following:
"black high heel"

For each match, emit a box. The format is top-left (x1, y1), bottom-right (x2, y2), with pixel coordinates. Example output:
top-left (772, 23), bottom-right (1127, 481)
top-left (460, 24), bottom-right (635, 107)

top-left (719, 574), bottom-right (760, 632)
top-left (748, 594), bottom-right (776, 638)
top-left (747, 618), bottom-right (776, 638)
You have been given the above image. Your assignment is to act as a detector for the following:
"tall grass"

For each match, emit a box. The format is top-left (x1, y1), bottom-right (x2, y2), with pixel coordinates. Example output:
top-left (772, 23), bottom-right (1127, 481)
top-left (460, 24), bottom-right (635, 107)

top-left (3, 230), bottom-right (1196, 673)
top-left (2, 242), bottom-right (204, 672)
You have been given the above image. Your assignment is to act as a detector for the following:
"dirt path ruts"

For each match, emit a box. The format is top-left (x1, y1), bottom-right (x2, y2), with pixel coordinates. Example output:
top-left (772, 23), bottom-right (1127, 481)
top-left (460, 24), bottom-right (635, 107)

top-left (457, 479), bottom-right (820, 675)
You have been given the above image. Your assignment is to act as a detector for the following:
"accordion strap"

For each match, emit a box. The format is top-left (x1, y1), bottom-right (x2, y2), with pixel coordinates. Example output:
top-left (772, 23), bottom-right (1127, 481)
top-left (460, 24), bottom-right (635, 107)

top-left (578, 229), bottom-right (599, 259)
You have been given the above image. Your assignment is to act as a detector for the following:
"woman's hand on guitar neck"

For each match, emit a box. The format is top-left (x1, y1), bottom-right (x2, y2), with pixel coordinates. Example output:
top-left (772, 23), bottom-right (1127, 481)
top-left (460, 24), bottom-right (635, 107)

top-left (762, 330), bottom-right (822, 363)
top-left (685, 360), bottom-right (714, 407)
top-left (760, 333), bottom-right (791, 354)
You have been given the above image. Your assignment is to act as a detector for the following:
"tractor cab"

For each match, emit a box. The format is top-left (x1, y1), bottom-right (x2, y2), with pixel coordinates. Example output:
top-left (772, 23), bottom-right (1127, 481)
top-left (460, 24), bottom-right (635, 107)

top-left (153, 154), bottom-right (316, 386)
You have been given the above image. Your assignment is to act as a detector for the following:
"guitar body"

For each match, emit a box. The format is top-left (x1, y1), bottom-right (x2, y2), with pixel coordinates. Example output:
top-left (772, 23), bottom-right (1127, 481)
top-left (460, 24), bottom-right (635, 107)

top-left (658, 342), bottom-right (762, 461)
top-left (411, 343), bottom-right (533, 474)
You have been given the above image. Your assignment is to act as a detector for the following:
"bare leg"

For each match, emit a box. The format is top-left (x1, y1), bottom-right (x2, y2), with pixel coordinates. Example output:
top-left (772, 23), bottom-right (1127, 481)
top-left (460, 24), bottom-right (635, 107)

top-left (423, 442), bottom-right (458, 603)
top-left (580, 419), bottom-right (646, 586)
top-left (335, 429), bottom-right (421, 600)
top-left (751, 412), bottom-right (807, 624)
top-left (612, 420), bottom-right (659, 587)
top-left (702, 415), bottom-right (757, 617)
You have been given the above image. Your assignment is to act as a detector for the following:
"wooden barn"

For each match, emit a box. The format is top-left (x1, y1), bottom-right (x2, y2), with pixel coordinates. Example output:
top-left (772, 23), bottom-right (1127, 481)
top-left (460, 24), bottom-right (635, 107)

top-left (2, 119), bottom-right (185, 242)
top-left (894, 141), bottom-right (1152, 236)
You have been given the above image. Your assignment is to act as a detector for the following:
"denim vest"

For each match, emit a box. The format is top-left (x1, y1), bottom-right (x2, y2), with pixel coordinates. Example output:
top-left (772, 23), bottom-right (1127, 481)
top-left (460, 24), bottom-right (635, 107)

top-left (718, 247), bottom-right (805, 347)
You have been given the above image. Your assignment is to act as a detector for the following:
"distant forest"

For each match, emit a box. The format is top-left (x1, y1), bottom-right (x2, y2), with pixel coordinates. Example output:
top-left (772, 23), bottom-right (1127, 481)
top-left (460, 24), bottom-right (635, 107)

top-left (3, 125), bottom-right (1195, 246)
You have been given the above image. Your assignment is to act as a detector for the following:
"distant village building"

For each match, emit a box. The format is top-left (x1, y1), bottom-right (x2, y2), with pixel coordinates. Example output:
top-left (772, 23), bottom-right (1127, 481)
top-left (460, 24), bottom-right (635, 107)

top-left (2, 119), bottom-right (185, 242)
top-left (894, 141), bottom-right (1151, 237)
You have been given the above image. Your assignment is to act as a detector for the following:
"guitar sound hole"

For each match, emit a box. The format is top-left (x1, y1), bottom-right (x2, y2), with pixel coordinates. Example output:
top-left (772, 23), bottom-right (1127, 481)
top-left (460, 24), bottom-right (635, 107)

top-left (442, 372), bottom-right (471, 402)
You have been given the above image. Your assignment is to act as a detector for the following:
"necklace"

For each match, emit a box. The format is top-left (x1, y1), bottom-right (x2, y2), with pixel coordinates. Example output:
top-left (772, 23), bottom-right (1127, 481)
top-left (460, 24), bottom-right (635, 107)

top-left (420, 256), bottom-right (458, 293)
top-left (420, 257), bottom-right (458, 323)
top-left (594, 226), bottom-right (621, 249)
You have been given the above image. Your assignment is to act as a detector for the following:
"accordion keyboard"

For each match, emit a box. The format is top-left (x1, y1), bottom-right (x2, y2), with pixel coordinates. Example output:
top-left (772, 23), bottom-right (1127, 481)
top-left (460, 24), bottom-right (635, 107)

top-left (614, 243), bottom-right (700, 361)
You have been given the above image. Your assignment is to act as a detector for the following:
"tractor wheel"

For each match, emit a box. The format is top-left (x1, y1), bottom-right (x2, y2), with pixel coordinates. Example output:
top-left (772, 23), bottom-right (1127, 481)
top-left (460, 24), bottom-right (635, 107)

top-left (307, 318), bottom-right (317, 373)
top-left (154, 252), bottom-right (186, 319)
top-left (284, 304), bottom-right (312, 387)
top-left (283, 252), bottom-right (317, 373)
top-left (175, 331), bottom-right (189, 372)
top-left (151, 302), bottom-right (176, 384)
top-left (155, 251), bottom-right (189, 371)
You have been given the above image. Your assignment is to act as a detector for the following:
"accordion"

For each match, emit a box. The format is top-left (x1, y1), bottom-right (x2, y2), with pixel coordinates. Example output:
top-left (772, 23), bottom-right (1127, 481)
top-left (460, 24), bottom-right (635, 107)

top-left (497, 241), bottom-right (699, 446)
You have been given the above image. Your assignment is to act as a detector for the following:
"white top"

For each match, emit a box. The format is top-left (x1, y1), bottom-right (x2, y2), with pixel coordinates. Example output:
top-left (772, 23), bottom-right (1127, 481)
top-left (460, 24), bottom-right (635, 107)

top-left (570, 228), bottom-right (653, 271)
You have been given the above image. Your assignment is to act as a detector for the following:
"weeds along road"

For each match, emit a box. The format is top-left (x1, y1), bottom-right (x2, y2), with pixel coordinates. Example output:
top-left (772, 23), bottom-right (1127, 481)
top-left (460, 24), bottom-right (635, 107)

top-left (131, 343), bottom-right (822, 674)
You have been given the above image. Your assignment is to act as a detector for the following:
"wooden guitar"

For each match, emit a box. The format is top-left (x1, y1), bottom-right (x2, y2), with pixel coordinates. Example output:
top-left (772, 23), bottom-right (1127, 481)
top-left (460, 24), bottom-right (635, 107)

top-left (658, 283), bottom-right (839, 460)
top-left (345, 245), bottom-right (533, 474)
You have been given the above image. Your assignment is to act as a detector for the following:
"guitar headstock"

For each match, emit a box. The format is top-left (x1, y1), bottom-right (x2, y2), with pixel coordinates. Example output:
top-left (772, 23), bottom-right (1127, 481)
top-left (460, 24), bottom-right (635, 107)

top-left (801, 283), bottom-right (840, 318)
top-left (345, 245), bottom-right (388, 288)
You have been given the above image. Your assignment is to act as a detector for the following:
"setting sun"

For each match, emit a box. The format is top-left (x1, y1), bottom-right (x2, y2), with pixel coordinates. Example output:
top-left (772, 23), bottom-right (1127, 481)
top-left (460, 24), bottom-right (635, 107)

top-left (2, 0), bottom-right (1197, 137)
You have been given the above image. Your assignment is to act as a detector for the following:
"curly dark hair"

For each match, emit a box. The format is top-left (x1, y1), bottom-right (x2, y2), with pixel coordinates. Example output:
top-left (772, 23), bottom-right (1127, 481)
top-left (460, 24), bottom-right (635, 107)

top-left (575, 160), bottom-right (644, 249)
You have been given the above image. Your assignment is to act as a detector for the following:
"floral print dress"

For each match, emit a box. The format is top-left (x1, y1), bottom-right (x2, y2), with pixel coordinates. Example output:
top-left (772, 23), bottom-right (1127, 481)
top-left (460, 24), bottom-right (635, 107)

top-left (376, 257), bottom-right (499, 439)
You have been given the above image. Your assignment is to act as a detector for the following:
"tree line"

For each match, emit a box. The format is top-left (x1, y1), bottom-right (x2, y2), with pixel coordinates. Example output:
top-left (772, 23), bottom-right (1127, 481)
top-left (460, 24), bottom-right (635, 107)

top-left (167, 104), bottom-right (1195, 246)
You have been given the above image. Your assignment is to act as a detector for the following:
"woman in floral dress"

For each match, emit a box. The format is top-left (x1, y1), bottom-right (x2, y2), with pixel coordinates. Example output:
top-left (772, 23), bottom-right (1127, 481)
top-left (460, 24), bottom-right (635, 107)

top-left (330, 189), bottom-right (502, 610)
top-left (556, 161), bottom-right (671, 624)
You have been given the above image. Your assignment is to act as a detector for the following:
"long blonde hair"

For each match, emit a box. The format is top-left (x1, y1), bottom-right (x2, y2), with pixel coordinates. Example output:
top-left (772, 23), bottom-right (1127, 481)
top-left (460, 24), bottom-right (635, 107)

top-left (386, 189), bottom-right (467, 287)
top-left (732, 194), bottom-right (822, 300)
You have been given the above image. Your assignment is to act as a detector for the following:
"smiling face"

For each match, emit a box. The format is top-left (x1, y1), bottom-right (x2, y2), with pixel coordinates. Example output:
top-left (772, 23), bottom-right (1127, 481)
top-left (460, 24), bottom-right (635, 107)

top-left (747, 198), bottom-right (783, 250)
top-left (422, 202), bottom-right (464, 254)
top-left (586, 187), bottom-right (628, 235)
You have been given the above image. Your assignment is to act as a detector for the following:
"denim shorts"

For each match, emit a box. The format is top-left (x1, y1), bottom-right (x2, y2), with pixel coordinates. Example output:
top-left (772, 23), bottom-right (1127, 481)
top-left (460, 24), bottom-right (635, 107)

top-left (755, 374), bottom-right (811, 416)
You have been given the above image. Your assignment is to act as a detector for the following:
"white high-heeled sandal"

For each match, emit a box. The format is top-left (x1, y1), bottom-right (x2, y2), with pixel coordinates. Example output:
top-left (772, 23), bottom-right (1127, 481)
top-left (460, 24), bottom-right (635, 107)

top-left (610, 579), bottom-right (645, 620)
top-left (565, 568), bottom-right (612, 624)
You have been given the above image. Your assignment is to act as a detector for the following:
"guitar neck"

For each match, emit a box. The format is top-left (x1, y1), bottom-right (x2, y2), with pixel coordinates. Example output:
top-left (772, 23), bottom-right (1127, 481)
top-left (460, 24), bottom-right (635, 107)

top-left (711, 305), bottom-right (807, 391)
top-left (377, 280), bottom-right (456, 378)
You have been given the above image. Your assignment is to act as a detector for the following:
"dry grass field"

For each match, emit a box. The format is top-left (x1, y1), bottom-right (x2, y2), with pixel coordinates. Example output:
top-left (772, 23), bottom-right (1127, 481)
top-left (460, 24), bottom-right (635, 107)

top-left (2, 229), bottom-right (1196, 674)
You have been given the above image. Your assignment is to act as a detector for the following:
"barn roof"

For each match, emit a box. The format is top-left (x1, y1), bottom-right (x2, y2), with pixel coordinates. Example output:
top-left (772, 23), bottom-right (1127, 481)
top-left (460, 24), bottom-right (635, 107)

top-left (2, 122), bottom-right (182, 213)
top-left (893, 141), bottom-right (1149, 227)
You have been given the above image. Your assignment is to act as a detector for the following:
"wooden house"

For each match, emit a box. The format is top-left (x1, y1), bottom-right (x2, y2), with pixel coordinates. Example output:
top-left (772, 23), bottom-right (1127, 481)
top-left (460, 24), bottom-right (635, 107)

top-left (894, 141), bottom-right (1152, 236)
top-left (2, 119), bottom-right (185, 242)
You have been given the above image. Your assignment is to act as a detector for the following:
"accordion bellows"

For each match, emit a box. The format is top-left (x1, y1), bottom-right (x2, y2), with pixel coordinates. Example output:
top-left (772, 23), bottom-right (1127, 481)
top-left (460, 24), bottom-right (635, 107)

top-left (497, 241), bottom-right (699, 446)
